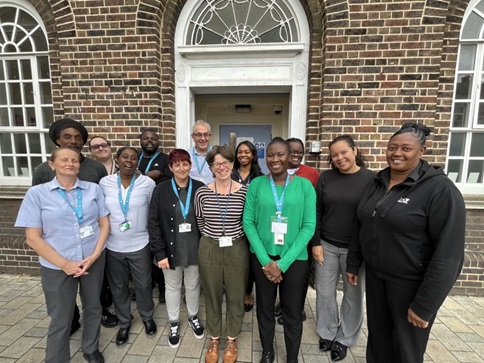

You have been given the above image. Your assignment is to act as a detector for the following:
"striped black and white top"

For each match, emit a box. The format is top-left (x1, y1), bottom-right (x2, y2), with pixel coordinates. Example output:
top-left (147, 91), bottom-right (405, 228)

top-left (194, 185), bottom-right (248, 240)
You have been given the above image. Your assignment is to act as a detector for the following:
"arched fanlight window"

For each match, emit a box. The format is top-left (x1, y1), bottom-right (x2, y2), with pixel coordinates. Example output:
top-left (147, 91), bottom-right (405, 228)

top-left (186, 0), bottom-right (300, 45)
top-left (0, 3), bottom-right (54, 185)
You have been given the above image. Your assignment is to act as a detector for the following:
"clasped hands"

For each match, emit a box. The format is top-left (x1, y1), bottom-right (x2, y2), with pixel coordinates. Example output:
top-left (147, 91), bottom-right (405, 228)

top-left (62, 255), bottom-right (98, 278)
top-left (262, 261), bottom-right (283, 283)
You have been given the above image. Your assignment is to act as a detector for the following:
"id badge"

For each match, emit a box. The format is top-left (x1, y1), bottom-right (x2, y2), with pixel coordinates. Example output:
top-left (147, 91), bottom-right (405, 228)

top-left (119, 220), bottom-right (133, 232)
top-left (179, 223), bottom-right (192, 233)
top-left (274, 233), bottom-right (285, 245)
top-left (80, 225), bottom-right (94, 238)
top-left (219, 236), bottom-right (233, 247)
top-left (271, 215), bottom-right (288, 234)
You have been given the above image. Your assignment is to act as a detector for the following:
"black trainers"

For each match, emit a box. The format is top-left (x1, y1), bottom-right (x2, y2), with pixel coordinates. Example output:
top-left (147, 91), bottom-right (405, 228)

top-left (168, 322), bottom-right (180, 348)
top-left (188, 315), bottom-right (205, 339)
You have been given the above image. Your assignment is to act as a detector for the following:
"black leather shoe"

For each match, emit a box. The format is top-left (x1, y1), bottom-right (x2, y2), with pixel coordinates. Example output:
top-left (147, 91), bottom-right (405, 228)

top-left (101, 310), bottom-right (118, 328)
top-left (319, 338), bottom-right (333, 352)
top-left (302, 310), bottom-right (307, 321)
top-left (116, 327), bottom-right (130, 346)
top-left (143, 319), bottom-right (157, 336)
top-left (83, 350), bottom-right (104, 363)
top-left (260, 351), bottom-right (275, 363)
top-left (330, 341), bottom-right (347, 362)
top-left (274, 303), bottom-right (282, 317)
top-left (277, 316), bottom-right (284, 325)
top-left (159, 294), bottom-right (166, 304)
top-left (70, 320), bottom-right (81, 336)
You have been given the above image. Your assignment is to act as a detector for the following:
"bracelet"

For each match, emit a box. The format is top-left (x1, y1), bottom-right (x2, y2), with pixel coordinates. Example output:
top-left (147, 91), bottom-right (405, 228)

top-left (276, 262), bottom-right (282, 271)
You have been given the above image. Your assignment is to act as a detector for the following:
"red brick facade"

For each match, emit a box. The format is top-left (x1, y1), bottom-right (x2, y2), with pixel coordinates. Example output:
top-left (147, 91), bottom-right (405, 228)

top-left (1, 0), bottom-right (483, 295)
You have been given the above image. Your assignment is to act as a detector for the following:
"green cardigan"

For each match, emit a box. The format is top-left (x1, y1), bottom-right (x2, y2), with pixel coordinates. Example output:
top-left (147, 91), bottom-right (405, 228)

top-left (243, 175), bottom-right (316, 272)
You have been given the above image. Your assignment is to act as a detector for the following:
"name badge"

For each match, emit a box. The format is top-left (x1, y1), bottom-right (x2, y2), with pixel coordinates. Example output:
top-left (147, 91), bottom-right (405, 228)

top-left (271, 215), bottom-right (288, 234)
top-left (274, 233), bottom-right (285, 245)
top-left (219, 236), bottom-right (233, 247)
top-left (119, 220), bottom-right (133, 232)
top-left (179, 223), bottom-right (191, 233)
top-left (80, 225), bottom-right (94, 238)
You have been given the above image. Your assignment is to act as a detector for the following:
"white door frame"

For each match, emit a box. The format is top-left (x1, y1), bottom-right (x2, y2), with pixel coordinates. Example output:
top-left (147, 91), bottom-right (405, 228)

top-left (174, 0), bottom-right (310, 149)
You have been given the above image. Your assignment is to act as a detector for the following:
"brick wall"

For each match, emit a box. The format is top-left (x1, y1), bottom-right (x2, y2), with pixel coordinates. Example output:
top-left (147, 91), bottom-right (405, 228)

top-left (0, 0), bottom-right (483, 293)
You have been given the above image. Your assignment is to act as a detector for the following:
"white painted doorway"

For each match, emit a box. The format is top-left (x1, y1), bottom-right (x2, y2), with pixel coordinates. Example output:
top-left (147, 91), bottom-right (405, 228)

top-left (195, 94), bottom-right (290, 173)
top-left (174, 0), bottom-right (310, 150)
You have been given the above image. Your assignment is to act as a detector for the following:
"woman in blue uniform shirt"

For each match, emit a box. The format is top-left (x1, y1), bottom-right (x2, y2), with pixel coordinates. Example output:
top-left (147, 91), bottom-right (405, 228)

top-left (15, 148), bottom-right (110, 363)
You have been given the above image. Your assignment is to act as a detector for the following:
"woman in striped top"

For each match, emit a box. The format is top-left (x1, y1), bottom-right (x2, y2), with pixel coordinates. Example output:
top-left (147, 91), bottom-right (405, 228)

top-left (194, 145), bottom-right (249, 363)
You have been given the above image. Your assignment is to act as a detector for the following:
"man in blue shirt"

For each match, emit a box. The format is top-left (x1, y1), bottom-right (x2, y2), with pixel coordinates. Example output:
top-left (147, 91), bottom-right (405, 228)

top-left (188, 120), bottom-right (214, 184)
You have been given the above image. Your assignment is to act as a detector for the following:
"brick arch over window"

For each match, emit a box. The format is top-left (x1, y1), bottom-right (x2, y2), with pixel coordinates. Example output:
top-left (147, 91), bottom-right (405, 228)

top-left (30, 0), bottom-right (76, 38)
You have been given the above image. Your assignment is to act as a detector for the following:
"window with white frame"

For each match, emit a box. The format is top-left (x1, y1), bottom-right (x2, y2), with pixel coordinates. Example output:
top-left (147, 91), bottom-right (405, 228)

top-left (0, 2), bottom-right (54, 185)
top-left (186, 0), bottom-right (299, 45)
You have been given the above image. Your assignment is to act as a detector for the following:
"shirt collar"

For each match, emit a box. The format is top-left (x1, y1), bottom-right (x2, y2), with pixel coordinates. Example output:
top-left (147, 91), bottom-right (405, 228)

top-left (48, 177), bottom-right (83, 191)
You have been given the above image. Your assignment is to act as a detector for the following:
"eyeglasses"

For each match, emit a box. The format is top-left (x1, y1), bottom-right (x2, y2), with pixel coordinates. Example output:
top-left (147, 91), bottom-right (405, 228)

top-left (211, 161), bottom-right (230, 169)
top-left (192, 132), bottom-right (212, 139)
top-left (290, 150), bottom-right (304, 156)
top-left (91, 143), bottom-right (110, 150)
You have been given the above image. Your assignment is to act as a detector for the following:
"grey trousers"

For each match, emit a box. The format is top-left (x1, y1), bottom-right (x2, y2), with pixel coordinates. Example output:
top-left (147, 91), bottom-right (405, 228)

top-left (198, 235), bottom-right (249, 338)
top-left (41, 250), bottom-right (105, 363)
top-left (163, 265), bottom-right (200, 322)
top-left (106, 244), bottom-right (154, 328)
top-left (315, 240), bottom-right (365, 346)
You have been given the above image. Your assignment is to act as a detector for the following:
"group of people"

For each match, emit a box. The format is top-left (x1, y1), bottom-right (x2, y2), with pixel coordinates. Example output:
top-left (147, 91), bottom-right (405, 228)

top-left (15, 118), bottom-right (465, 363)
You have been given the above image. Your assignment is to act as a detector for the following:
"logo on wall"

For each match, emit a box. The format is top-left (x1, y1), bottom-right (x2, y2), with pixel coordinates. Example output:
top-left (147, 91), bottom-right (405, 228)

top-left (255, 142), bottom-right (265, 159)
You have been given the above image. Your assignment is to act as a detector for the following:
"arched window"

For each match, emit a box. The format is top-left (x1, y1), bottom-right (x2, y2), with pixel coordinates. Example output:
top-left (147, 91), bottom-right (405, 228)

top-left (0, 2), bottom-right (54, 185)
top-left (448, 0), bottom-right (484, 191)
top-left (186, 0), bottom-right (300, 45)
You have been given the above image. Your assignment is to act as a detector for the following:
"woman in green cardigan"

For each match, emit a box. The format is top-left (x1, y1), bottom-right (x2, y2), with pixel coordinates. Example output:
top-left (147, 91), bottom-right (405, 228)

top-left (243, 137), bottom-right (316, 363)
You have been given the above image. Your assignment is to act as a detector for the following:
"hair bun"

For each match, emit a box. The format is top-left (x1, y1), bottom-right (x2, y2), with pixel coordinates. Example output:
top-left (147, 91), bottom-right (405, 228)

top-left (400, 123), bottom-right (431, 137)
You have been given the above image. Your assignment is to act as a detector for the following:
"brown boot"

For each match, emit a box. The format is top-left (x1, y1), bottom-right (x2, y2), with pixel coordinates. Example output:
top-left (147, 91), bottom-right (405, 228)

top-left (223, 339), bottom-right (237, 363)
top-left (205, 339), bottom-right (220, 363)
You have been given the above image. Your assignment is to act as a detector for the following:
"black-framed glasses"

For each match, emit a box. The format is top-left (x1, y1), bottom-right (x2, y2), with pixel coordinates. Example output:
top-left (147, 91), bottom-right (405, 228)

top-left (91, 143), bottom-right (110, 150)
top-left (192, 132), bottom-right (212, 139)
top-left (290, 150), bottom-right (304, 156)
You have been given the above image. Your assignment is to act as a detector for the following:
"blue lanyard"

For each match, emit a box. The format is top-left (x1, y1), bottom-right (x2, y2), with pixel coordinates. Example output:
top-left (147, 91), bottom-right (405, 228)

top-left (117, 173), bottom-right (136, 221)
top-left (171, 178), bottom-right (192, 221)
top-left (138, 151), bottom-right (160, 173)
top-left (214, 180), bottom-right (232, 234)
top-left (57, 188), bottom-right (84, 224)
top-left (270, 173), bottom-right (290, 221)
top-left (192, 146), bottom-right (211, 174)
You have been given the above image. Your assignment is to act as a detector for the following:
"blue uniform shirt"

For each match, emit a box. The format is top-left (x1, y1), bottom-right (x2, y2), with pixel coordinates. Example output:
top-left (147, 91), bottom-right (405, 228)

top-left (15, 177), bottom-right (110, 270)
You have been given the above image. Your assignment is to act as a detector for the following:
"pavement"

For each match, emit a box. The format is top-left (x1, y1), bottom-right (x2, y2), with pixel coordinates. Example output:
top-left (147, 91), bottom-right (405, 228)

top-left (0, 273), bottom-right (483, 363)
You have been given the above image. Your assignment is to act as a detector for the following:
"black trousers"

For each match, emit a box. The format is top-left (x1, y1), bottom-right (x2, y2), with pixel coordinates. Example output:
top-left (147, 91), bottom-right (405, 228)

top-left (365, 267), bottom-right (436, 363)
top-left (251, 253), bottom-right (308, 361)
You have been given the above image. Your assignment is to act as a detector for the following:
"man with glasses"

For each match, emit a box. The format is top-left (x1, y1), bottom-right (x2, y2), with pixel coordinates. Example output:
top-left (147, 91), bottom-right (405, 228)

top-left (89, 136), bottom-right (116, 175)
top-left (188, 120), bottom-right (214, 184)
